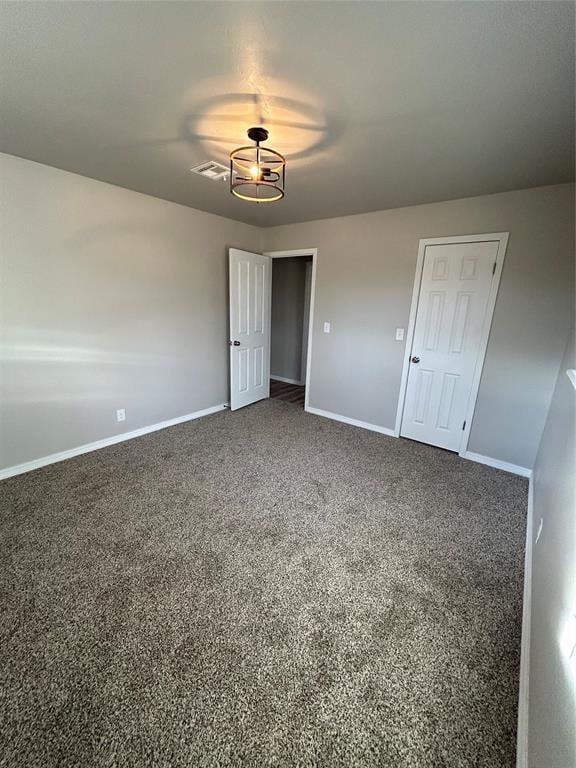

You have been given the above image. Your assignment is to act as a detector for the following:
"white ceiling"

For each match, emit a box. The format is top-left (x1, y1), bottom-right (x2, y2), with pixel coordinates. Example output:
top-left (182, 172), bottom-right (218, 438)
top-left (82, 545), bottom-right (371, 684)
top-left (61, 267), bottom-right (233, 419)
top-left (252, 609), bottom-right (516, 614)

top-left (1, 1), bottom-right (573, 227)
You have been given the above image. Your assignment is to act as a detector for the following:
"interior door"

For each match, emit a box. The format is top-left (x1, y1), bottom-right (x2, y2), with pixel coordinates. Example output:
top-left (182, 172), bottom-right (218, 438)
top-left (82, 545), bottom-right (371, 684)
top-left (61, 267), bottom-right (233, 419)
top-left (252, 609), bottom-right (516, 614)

top-left (229, 248), bottom-right (271, 411)
top-left (400, 241), bottom-right (499, 451)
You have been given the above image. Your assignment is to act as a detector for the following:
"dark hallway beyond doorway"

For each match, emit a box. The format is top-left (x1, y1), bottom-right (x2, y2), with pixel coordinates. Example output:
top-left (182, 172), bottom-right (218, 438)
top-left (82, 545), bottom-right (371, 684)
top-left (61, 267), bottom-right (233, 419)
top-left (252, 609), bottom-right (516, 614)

top-left (270, 379), bottom-right (305, 407)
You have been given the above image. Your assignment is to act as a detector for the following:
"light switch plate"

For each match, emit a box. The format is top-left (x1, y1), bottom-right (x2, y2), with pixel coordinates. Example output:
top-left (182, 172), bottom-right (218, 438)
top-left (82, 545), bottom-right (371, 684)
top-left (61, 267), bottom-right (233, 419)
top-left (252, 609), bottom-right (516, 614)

top-left (395, 328), bottom-right (405, 341)
top-left (323, 322), bottom-right (331, 333)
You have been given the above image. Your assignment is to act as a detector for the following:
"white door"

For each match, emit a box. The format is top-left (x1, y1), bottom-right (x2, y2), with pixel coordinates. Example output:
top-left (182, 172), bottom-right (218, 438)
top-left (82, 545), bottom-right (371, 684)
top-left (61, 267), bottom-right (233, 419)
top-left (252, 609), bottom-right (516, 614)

top-left (400, 241), bottom-right (499, 451)
top-left (229, 248), bottom-right (271, 411)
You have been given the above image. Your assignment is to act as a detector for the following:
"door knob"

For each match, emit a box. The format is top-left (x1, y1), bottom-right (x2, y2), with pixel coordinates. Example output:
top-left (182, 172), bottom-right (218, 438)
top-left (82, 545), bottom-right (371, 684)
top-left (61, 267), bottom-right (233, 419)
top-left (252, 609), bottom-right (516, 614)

top-left (411, 356), bottom-right (420, 363)
top-left (229, 340), bottom-right (241, 346)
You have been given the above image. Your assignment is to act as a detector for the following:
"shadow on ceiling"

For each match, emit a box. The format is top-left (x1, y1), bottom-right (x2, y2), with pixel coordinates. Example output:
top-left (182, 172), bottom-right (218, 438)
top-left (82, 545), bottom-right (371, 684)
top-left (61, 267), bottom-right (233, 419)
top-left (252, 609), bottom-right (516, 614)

top-left (180, 91), bottom-right (345, 166)
top-left (109, 90), bottom-right (345, 170)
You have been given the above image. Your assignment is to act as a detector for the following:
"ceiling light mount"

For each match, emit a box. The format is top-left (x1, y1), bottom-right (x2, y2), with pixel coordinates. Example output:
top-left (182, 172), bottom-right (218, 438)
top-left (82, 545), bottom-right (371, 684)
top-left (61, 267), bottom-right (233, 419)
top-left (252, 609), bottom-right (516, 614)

top-left (247, 126), bottom-right (269, 144)
top-left (230, 127), bottom-right (285, 203)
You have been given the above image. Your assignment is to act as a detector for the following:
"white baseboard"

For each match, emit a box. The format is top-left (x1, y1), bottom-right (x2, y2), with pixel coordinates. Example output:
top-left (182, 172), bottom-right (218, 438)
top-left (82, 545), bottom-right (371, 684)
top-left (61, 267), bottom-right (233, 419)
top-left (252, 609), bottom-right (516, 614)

top-left (0, 403), bottom-right (229, 481)
top-left (270, 375), bottom-right (304, 386)
top-left (305, 406), bottom-right (396, 437)
top-left (462, 451), bottom-right (532, 478)
top-left (516, 476), bottom-right (533, 768)
top-left (303, 412), bottom-right (532, 478)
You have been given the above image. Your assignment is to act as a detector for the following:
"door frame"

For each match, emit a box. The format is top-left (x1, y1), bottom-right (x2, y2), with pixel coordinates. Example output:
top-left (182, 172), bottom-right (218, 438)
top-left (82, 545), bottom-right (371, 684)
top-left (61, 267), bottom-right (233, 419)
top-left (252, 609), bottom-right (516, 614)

top-left (301, 261), bottom-right (313, 386)
top-left (393, 232), bottom-right (509, 457)
top-left (263, 248), bottom-right (318, 411)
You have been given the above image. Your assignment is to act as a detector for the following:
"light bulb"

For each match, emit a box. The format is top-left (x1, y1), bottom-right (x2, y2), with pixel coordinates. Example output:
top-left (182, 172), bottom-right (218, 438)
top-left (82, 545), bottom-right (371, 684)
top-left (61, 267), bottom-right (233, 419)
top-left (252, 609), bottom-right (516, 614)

top-left (250, 165), bottom-right (259, 178)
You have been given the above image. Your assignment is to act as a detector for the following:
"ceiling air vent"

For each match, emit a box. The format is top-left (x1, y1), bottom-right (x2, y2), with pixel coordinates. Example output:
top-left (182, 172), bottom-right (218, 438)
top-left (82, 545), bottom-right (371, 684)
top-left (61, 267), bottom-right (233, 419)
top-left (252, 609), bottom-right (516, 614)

top-left (189, 161), bottom-right (231, 181)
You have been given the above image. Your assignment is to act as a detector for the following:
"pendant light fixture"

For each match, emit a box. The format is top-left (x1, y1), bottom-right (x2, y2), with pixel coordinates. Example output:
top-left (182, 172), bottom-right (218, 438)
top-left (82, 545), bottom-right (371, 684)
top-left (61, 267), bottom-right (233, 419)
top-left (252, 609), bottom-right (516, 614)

top-left (230, 127), bottom-right (285, 203)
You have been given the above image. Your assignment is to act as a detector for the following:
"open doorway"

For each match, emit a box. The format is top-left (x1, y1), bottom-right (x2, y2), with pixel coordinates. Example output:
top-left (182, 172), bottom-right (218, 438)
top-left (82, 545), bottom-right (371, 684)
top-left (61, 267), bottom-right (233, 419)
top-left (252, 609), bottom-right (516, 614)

top-left (267, 250), bottom-right (315, 409)
top-left (228, 247), bottom-right (316, 412)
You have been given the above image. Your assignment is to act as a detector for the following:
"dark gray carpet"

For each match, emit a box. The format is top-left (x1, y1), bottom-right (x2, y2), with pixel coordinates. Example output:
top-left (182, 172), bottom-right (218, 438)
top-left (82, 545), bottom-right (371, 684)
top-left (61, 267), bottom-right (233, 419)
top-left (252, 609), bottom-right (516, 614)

top-left (0, 399), bottom-right (527, 768)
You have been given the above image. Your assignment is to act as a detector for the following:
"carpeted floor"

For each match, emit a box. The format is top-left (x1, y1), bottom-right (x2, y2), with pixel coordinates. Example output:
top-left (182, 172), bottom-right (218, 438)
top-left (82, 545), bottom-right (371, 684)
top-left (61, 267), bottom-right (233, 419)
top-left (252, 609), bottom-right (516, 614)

top-left (0, 399), bottom-right (527, 768)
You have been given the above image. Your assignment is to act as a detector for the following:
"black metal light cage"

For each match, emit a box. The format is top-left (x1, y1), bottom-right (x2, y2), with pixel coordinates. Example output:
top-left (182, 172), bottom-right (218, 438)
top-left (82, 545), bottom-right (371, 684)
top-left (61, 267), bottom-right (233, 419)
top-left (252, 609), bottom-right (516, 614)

top-left (230, 127), bottom-right (286, 203)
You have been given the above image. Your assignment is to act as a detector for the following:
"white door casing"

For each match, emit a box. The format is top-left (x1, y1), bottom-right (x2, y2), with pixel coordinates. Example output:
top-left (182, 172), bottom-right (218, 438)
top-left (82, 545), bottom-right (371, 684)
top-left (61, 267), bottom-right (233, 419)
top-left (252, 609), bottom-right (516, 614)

top-left (301, 260), bottom-right (313, 385)
top-left (229, 248), bottom-right (271, 411)
top-left (400, 240), bottom-right (501, 451)
top-left (264, 249), bottom-right (318, 412)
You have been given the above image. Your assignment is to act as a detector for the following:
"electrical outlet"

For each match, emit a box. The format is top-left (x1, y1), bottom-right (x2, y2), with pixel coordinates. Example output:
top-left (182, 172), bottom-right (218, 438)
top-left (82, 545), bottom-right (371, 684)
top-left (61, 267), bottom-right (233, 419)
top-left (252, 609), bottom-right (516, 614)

top-left (323, 321), bottom-right (331, 333)
top-left (116, 408), bottom-right (126, 423)
top-left (395, 328), bottom-right (405, 341)
top-left (535, 518), bottom-right (543, 544)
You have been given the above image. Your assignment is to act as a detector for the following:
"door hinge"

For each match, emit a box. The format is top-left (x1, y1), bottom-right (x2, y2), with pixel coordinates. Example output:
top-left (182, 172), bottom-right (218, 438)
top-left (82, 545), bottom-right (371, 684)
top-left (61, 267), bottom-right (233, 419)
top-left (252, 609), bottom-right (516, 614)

top-left (492, 262), bottom-right (497, 275)
top-left (462, 420), bottom-right (466, 431)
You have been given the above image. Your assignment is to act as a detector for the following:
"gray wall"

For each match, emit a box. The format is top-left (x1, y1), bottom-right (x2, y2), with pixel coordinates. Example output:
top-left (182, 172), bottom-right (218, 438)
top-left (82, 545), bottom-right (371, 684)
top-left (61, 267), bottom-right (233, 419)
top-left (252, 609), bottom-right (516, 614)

top-left (270, 257), bottom-right (308, 383)
top-left (528, 327), bottom-right (575, 768)
top-left (262, 184), bottom-right (575, 469)
top-left (2, 154), bottom-right (572, 475)
top-left (0, 154), bottom-right (261, 470)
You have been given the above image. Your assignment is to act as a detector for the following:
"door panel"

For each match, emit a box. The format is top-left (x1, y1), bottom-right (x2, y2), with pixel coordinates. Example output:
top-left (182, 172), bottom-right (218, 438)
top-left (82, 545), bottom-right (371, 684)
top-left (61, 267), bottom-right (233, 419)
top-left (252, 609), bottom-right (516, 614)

top-left (413, 368), bottom-right (434, 424)
top-left (253, 346), bottom-right (264, 388)
top-left (254, 263), bottom-right (265, 333)
top-left (229, 248), bottom-right (271, 411)
top-left (400, 241), bottom-right (498, 451)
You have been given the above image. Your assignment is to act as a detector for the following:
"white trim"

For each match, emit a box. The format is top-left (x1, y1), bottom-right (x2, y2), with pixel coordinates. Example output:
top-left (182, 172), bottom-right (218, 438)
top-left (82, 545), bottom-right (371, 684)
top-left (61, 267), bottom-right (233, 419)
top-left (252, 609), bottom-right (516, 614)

top-left (305, 255), bottom-right (318, 412)
top-left (264, 248), bottom-right (315, 259)
top-left (516, 476), bottom-right (534, 768)
top-left (301, 260), bottom-right (313, 385)
top-left (393, 232), bottom-right (510, 456)
top-left (0, 404), bottom-right (228, 481)
top-left (566, 369), bottom-right (576, 390)
top-left (303, 409), bottom-right (531, 473)
top-left (306, 406), bottom-right (396, 437)
top-left (264, 248), bottom-right (318, 412)
top-left (462, 450), bottom-right (532, 478)
top-left (270, 375), bottom-right (304, 386)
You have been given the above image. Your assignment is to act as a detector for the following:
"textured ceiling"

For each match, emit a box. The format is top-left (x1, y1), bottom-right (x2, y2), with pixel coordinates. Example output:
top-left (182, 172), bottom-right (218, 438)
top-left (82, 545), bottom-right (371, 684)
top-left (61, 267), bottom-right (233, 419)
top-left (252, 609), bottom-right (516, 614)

top-left (1, 1), bottom-right (574, 226)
